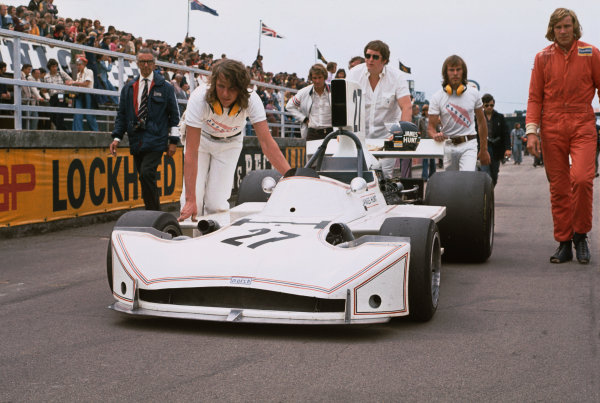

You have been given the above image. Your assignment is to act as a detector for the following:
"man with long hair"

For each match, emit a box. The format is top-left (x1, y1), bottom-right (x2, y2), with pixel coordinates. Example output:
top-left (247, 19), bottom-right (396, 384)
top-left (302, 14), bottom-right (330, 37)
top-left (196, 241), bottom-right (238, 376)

top-left (526, 8), bottom-right (599, 264)
top-left (428, 55), bottom-right (490, 171)
top-left (178, 59), bottom-right (290, 221)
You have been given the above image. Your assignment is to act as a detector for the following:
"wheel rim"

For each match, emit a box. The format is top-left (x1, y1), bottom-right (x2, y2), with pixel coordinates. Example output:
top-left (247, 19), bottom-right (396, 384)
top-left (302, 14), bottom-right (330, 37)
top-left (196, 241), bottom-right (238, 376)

top-left (430, 232), bottom-right (442, 308)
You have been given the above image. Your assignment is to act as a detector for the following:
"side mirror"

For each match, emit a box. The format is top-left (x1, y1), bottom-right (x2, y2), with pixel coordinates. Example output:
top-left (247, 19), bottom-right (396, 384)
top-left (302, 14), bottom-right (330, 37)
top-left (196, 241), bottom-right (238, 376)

top-left (349, 177), bottom-right (367, 194)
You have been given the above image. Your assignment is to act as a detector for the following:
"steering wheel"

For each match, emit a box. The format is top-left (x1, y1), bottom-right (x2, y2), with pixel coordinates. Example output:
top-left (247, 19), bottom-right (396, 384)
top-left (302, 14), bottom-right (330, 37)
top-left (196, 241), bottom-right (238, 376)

top-left (305, 129), bottom-right (366, 178)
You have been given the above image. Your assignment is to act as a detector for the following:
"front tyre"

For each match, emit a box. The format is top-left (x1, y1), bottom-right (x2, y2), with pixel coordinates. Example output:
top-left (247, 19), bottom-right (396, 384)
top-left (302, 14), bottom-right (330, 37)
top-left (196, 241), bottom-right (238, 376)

top-left (107, 211), bottom-right (182, 292)
top-left (380, 217), bottom-right (441, 321)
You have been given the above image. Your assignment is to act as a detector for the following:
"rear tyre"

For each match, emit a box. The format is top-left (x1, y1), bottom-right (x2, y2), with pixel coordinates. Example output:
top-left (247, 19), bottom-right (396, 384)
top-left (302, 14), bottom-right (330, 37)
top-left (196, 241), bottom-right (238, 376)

top-left (380, 217), bottom-right (441, 322)
top-left (107, 211), bottom-right (182, 292)
top-left (236, 169), bottom-right (282, 205)
top-left (424, 171), bottom-right (494, 262)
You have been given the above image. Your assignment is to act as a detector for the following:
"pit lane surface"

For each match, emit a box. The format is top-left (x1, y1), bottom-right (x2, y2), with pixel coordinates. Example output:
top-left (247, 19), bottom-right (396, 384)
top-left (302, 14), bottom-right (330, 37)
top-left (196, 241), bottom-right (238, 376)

top-left (1, 155), bottom-right (599, 402)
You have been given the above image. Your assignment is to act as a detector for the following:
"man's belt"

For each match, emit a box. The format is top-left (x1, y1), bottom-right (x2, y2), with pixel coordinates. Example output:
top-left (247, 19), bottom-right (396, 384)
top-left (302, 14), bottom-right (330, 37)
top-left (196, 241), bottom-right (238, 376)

top-left (207, 132), bottom-right (242, 141)
top-left (449, 134), bottom-right (477, 145)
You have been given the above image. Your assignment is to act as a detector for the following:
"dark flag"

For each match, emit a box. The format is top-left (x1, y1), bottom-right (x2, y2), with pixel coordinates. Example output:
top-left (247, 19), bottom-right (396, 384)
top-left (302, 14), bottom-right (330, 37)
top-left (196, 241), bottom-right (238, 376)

top-left (190, 0), bottom-right (218, 16)
top-left (399, 61), bottom-right (411, 74)
top-left (317, 48), bottom-right (327, 64)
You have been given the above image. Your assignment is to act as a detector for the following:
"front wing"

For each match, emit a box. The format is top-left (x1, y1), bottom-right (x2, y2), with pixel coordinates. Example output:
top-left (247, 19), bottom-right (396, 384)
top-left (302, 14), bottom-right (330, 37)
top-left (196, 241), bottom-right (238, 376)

top-left (109, 230), bottom-right (411, 325)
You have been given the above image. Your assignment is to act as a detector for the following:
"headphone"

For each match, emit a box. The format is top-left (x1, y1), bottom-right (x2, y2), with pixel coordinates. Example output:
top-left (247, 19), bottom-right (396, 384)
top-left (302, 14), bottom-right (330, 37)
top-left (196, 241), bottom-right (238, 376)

top-left (444, 84), bottom-right (467, 95)
top-left (210, 100), bottom-right (241, 117)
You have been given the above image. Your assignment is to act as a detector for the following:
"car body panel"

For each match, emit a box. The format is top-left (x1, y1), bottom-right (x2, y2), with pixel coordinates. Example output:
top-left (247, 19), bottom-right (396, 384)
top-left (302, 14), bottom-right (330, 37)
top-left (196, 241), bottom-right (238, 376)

top-left (109, 170), bottom-right (445, 324)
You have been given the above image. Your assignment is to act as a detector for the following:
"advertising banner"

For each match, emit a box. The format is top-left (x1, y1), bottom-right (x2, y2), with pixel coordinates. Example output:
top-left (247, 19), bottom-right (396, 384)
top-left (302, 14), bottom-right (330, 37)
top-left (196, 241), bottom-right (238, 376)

top-left (1, 143), bottom-right (305, 228)
top-left (1, 148), bottom-right (182, 227)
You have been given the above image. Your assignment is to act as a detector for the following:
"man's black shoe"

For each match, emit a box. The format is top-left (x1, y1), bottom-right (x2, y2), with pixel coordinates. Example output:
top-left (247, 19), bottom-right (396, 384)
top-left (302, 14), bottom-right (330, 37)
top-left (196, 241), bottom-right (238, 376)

top-left (550, 241), bottom-right (572, 263)
top-left (573, 233), bottom-right (590, 264)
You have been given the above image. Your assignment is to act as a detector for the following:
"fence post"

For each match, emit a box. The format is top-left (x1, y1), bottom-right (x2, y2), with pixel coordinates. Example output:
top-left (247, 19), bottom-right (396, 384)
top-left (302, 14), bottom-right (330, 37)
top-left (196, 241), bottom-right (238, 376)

top-left (12, 36), bottom-right (22, 130)
top-left (117, 56), bottom-right (125, 91)
top-left (279, 90), bottom-right (285, 137)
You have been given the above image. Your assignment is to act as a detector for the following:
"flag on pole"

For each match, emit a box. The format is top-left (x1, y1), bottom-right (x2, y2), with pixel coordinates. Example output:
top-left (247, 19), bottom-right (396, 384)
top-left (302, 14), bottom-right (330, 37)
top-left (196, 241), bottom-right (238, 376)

top-left (190, 0), bottom-right (218, 16)
top-left (399, 61), bottom-right (411, 74)
top-left (317, 48), bottom-right (327, 64)
top-left (261, 22), bottom-right (284, 38)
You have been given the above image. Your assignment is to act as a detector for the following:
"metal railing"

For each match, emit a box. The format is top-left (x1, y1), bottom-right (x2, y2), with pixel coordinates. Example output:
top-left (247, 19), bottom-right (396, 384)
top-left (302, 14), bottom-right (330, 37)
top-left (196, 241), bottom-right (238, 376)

top-left (0, 28), bottom-right (301, 136)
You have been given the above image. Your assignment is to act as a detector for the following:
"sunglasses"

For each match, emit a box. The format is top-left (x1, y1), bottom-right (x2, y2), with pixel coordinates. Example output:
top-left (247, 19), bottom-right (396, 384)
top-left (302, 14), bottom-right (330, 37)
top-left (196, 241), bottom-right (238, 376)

top-left (484, 103), bottom-right (495, 107)
top-left (364, 53), bottom-right (380, 60)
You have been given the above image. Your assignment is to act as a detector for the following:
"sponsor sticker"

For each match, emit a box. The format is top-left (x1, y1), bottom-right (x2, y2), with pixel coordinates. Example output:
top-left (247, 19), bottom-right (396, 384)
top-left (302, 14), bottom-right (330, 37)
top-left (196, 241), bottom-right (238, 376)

top-left (362, 194), bottom-right (377, 208)
top-left (578, 46), bottom-right (592, 56)
top-left (230, 277), bottom-right (253, 285)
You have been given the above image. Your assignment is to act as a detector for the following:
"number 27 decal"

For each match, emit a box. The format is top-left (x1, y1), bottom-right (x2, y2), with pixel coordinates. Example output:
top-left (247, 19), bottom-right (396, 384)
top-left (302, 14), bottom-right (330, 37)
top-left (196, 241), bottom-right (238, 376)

top-left (222, 228), bottom-right (300, 249)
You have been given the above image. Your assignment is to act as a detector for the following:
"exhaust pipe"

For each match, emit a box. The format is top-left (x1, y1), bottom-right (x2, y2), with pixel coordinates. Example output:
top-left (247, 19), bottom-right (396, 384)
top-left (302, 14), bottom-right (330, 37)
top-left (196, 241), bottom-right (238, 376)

top-left (197, 219), bottom-right (220, 235)
top-left (326, 223), bottom-right (354, 246)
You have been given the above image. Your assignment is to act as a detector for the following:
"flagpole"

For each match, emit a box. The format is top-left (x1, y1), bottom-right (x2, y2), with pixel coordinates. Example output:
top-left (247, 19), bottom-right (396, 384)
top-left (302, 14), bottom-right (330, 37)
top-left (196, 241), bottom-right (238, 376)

top-left (258, 20), bottom-right (262, 56)
top-left (186, 0), bottom-right (190, 38)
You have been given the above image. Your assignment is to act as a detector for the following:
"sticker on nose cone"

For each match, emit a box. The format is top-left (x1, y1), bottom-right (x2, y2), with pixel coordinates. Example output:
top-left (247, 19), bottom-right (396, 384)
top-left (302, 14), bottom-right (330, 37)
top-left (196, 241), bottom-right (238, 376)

top-left (230, 277), bottom-right (253, 285)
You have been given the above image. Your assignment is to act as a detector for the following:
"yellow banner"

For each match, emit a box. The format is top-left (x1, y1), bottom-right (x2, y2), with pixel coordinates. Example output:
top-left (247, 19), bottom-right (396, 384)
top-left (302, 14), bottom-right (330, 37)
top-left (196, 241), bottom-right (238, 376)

top-left (1, 148), bottom-right (183, 227)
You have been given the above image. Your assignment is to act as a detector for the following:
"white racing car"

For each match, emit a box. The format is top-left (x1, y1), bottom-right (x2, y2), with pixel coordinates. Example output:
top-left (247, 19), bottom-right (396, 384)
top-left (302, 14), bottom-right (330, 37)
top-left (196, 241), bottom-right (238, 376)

top-left (107, 129), bottom-right (494, 325)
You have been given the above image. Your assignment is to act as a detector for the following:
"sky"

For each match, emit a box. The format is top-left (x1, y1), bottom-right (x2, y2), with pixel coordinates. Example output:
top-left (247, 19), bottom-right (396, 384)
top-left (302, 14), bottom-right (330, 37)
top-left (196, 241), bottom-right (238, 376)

top-left (55, 0), bottom-right (600, 113)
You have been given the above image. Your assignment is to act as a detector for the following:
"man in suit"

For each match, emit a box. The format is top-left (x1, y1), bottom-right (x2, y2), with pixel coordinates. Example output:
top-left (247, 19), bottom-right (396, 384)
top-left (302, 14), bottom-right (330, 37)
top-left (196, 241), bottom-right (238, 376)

top-left (109, 48), bottom-right (180, 211)
top-left (480, 93), bottom-right (511, 187)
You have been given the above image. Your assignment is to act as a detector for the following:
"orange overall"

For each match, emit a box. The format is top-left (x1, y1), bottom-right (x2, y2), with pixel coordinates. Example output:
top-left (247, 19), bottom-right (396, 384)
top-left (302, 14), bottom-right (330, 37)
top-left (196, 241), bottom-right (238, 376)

top-left (527, 40), bottom-right (600, 242)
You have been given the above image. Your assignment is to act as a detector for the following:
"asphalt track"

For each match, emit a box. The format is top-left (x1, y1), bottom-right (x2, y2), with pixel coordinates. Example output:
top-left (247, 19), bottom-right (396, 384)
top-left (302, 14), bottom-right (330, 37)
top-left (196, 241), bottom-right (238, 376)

top-left (1, 154), bottom-right (599, 402)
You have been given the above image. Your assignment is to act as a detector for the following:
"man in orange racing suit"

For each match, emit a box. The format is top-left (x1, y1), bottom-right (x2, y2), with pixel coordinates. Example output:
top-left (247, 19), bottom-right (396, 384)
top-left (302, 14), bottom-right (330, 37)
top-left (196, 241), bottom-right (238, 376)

top-left (526, 8), bottom-right (600, 264)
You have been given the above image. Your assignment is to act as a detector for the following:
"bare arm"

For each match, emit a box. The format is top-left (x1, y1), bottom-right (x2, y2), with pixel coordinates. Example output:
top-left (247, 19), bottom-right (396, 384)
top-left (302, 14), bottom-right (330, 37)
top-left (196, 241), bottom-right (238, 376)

top-left (178, 126), bottom-right (201, 221)
top-left (475, 107), bottom-right (490, 165)
top-left (253, 120), bottom-right (291, 174)
top-left (428, 114), bottom-right (446, 142)
top-left (397, 95), bottom-right (412, 122)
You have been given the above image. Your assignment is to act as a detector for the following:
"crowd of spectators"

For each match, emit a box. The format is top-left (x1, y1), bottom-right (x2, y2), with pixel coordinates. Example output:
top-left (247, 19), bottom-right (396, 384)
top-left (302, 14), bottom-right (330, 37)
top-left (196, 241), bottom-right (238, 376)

top-left (1, 1), bottom-right (319, 134)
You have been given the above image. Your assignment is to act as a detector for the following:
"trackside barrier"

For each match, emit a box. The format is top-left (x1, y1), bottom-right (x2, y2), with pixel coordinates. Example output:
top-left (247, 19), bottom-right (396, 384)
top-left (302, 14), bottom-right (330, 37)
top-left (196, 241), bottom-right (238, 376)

top-left (0, 130), bottom-right (305, 237)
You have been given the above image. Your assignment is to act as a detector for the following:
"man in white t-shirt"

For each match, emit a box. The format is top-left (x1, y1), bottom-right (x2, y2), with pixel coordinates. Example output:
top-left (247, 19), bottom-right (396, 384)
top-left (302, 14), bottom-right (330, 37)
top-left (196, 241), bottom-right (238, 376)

top-left (428, 55), bottom-right (490, 171)
top-left (347, 40), bottom-right (412, 178)
top-left (178, 59), bottom-right (291, 221)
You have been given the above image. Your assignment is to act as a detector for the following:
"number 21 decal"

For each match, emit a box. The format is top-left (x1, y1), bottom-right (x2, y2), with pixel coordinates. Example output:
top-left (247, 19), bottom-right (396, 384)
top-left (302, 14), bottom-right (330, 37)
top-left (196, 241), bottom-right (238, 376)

top-left (222, 228), bottom-right (300, 249)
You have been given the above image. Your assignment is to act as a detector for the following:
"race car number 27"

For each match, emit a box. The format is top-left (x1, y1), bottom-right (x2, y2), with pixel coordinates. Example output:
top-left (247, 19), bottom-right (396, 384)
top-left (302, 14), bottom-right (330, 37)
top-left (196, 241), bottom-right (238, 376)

top-left (221, 228), bottom-right (300, 249)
